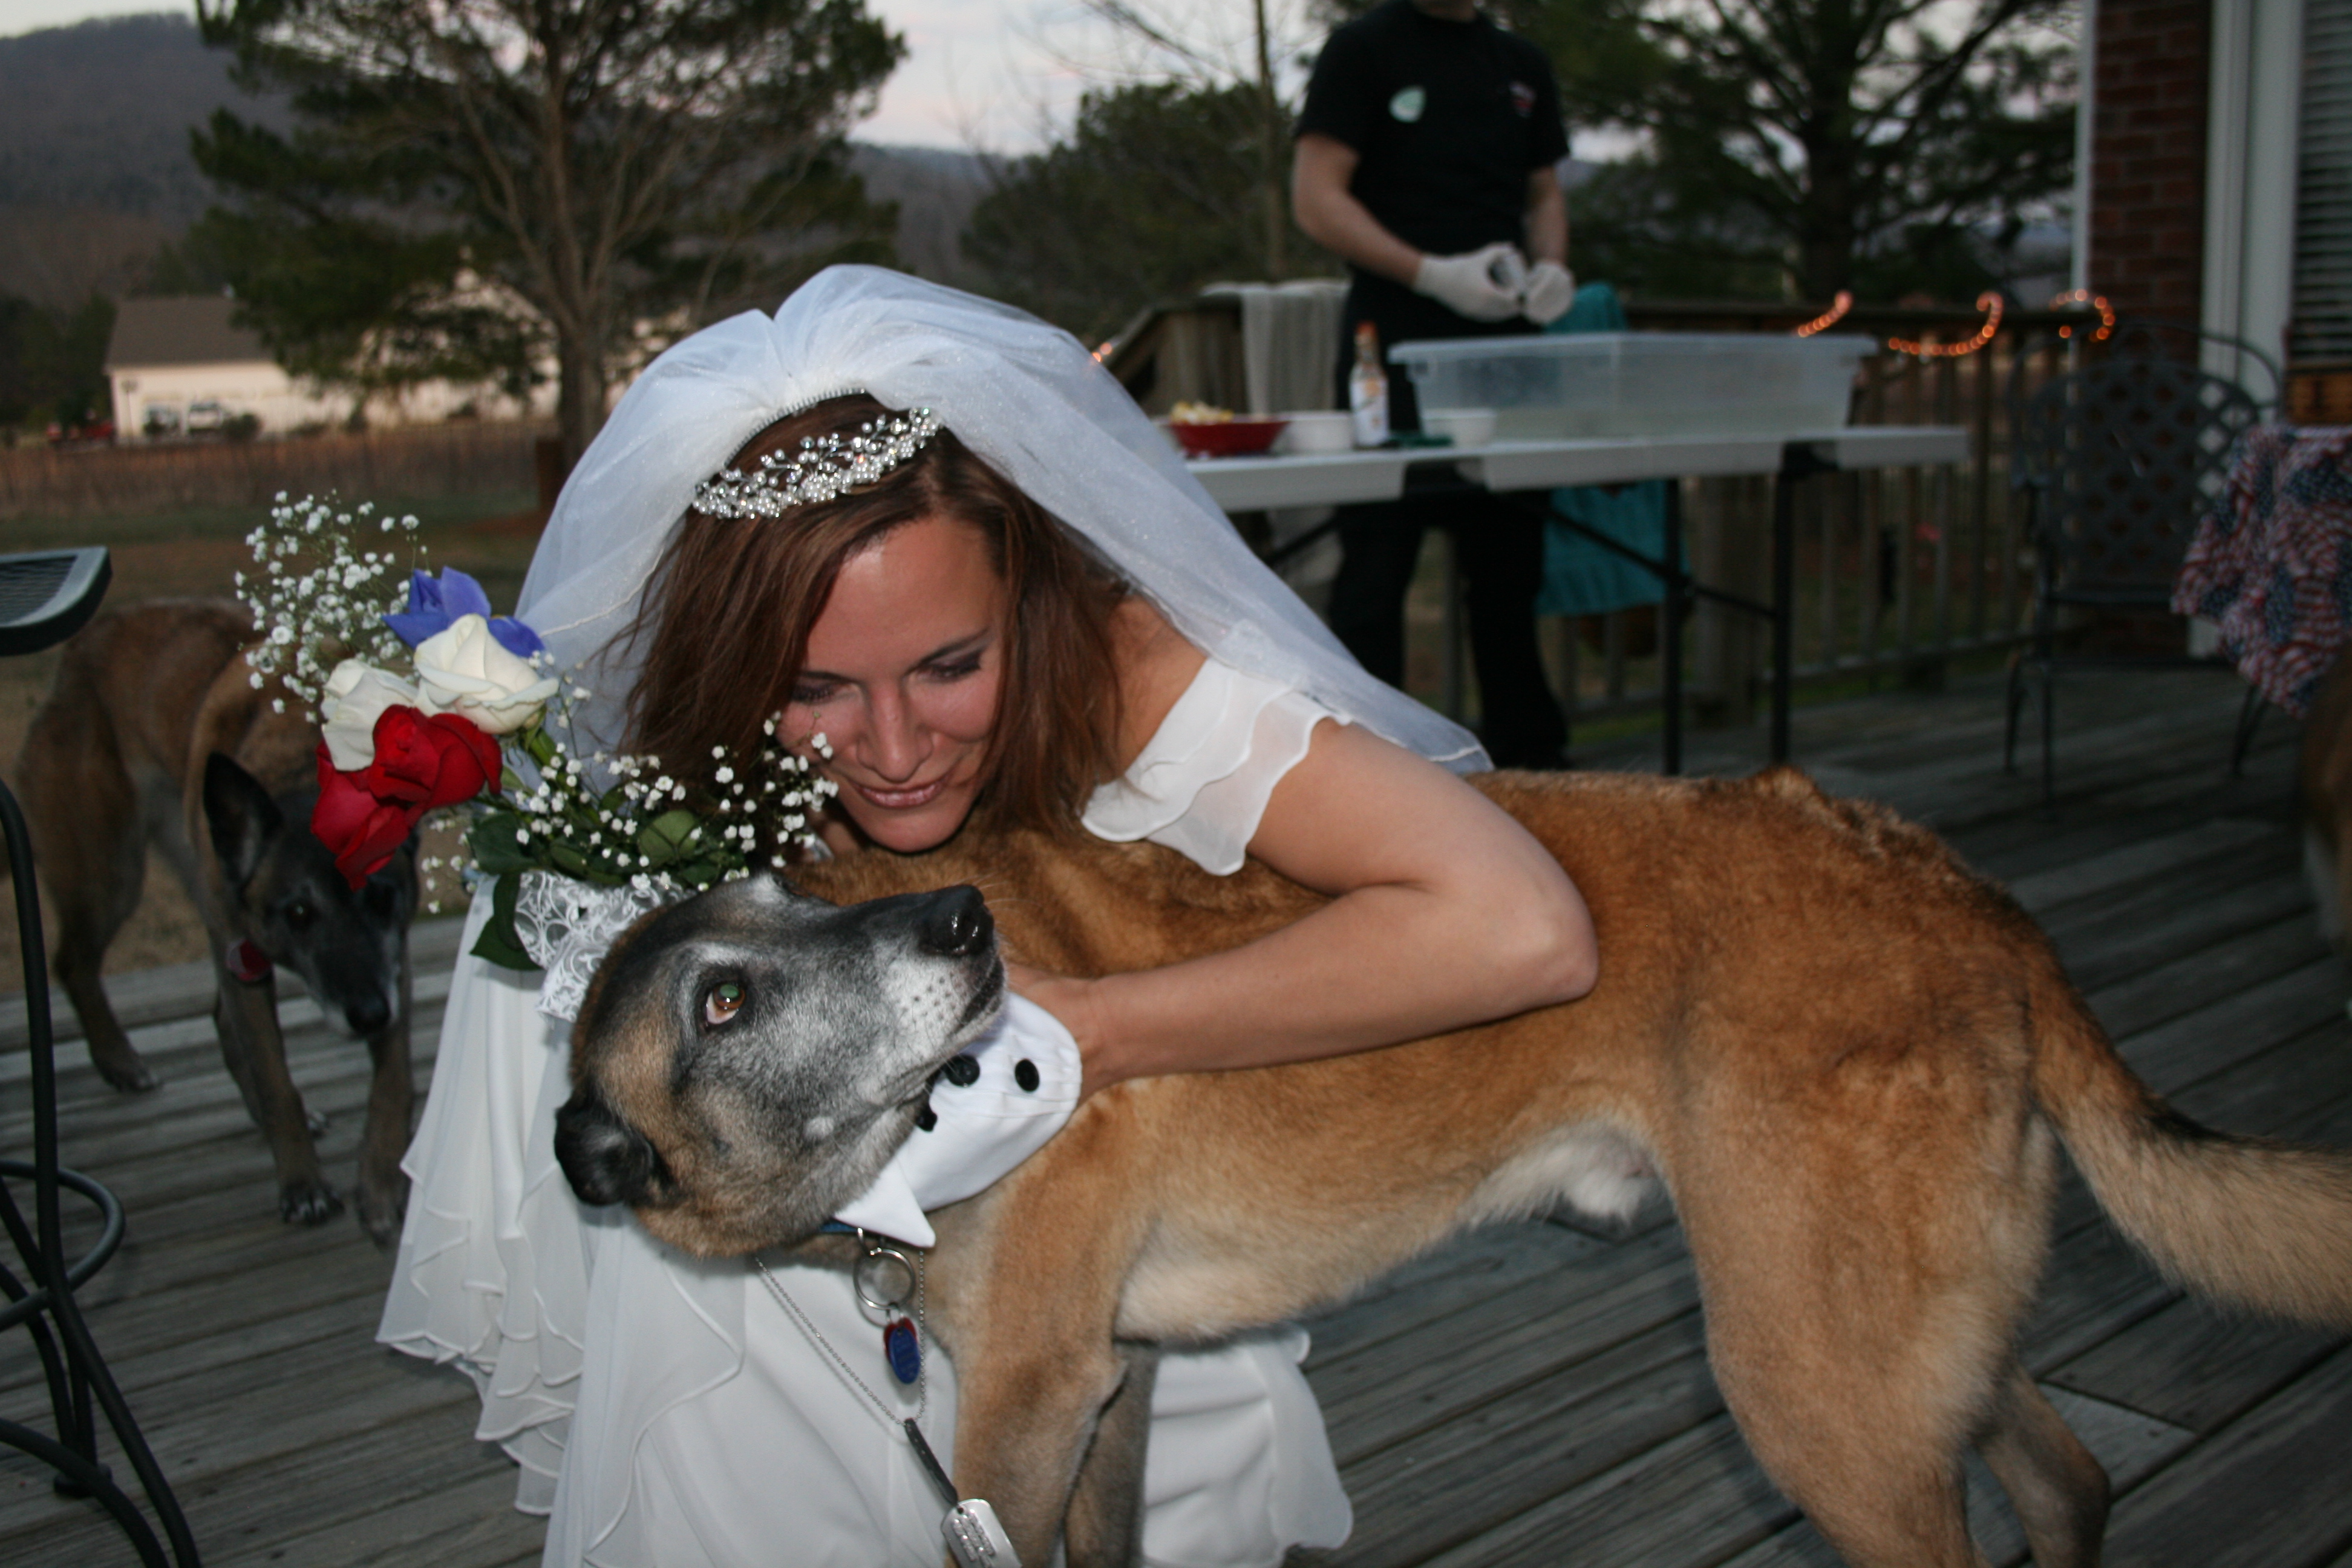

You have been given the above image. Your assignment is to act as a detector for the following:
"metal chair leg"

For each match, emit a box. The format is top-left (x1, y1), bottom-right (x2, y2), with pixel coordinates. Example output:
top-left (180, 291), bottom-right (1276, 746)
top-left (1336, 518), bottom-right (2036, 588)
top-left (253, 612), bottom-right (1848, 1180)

top-left (2231, 685), bottom-right (2264, 775)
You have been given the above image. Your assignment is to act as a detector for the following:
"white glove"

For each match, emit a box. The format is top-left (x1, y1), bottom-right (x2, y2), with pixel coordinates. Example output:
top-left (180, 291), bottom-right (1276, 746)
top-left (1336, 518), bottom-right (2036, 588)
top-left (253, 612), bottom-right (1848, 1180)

top-left (831, 990), bottom-right (1083, 1247)
top-left (1414, 242), bottom-right (1527, 323)
top-left (1520, 260), bottom-right (1577, 325)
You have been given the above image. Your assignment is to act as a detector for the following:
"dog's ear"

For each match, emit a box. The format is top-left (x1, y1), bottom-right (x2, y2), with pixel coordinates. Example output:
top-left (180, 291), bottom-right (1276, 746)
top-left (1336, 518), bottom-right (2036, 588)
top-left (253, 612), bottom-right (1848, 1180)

top-left (554, 1087), bottom-right (674, 1209)
top-left (203, 752), bottom-right (283, 889)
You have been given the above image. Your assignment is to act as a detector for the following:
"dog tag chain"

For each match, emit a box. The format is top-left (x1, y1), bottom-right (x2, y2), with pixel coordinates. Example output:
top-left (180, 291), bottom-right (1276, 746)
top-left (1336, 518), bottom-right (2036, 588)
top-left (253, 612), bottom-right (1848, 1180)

top-left (755, 1238), bottom-right (1022, 1566)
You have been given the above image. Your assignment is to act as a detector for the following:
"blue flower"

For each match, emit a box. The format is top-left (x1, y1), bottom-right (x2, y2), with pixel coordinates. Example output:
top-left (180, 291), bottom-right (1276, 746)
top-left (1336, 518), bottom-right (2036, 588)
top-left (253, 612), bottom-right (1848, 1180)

top-left (385, 567), bottom-right (544, 659)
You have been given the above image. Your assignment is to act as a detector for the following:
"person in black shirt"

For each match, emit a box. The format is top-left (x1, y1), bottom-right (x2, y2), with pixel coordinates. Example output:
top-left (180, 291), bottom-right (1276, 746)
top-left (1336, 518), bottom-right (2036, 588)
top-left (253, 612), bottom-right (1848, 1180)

top-left (1294, 0), bottom-right (1574, 768)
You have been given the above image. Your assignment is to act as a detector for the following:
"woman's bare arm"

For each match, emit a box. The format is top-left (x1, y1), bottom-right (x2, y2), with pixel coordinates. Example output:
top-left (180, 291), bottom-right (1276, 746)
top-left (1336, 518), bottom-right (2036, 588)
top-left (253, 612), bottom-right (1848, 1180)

top-left (1021, 713), bottom-right (1598, 1097)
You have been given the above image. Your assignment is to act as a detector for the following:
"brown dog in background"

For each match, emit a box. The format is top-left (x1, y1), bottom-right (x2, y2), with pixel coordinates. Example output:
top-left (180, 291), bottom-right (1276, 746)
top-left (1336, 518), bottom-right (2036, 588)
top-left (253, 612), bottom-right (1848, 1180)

top-left (2300, 656), bottom-right (2352, 953)
top-left (8, 598), bottom-right (416, 1240)
top-left (557, 766), bottom-right (2352, 1568)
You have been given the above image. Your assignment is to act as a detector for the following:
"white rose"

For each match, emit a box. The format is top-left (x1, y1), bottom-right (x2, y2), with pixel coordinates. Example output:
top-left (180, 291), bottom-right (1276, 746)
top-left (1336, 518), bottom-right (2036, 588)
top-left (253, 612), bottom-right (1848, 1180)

top-left (319, 659), bottom-right (425, 771)
top-left (413, 613), bottom-right (560, 735)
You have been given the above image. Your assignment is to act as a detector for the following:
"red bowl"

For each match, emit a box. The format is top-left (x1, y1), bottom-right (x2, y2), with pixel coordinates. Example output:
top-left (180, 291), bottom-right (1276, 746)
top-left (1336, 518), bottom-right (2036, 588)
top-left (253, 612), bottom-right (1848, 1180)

top-left (1171, 417), bottom-right (1288, 459)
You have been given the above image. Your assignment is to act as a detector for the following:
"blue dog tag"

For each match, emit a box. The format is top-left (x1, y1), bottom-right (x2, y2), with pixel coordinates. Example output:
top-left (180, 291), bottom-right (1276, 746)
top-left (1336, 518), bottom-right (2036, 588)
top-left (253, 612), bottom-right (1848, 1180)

top-left (884, 1316), bottom-right (922, 1384)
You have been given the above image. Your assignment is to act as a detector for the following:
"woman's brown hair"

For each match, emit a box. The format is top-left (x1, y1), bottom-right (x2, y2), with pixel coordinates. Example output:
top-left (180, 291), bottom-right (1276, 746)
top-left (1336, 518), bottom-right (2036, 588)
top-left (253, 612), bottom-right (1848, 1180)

top-left (624, 394), bottom-right (1131, 842)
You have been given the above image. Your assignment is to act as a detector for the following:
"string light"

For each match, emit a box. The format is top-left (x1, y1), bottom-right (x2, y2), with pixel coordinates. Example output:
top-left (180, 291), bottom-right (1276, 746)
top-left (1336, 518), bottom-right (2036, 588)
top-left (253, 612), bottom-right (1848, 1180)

top-left (1795, 292), bottom-right (1854, 336)
top-left (2047, 289), bottom-right (2115, 341)
top-left (1884, 292), bottom-right (2005, 358)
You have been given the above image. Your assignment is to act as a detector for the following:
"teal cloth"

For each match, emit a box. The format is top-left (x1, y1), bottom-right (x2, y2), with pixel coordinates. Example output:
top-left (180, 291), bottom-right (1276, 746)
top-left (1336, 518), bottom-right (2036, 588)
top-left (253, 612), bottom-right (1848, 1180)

top-left (1537, 284), bottom-right (1678, 618)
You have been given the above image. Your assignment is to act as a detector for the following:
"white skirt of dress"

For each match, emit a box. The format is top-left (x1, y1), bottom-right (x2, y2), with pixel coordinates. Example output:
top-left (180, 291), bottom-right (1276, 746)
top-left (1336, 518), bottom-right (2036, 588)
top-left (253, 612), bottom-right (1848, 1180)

top-left (379, 893), bottom-right (1353, 1567)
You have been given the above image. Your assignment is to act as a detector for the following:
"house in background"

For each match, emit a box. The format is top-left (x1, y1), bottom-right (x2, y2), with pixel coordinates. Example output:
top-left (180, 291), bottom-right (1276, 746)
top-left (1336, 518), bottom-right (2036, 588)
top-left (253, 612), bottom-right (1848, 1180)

top-left (2082, 0), bottom-right (2351, 413)
top-left (105, 295), bottom-right (550, 441)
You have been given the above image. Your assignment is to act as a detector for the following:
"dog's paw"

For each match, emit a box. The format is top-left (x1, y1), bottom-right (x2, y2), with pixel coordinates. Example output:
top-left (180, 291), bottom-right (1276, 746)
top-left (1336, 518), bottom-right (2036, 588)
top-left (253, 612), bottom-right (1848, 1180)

top-left (93, 1053), bottom-right (159, 1094)
top-left (355, 1177), bottom-right (410, 1249)
top-left (279, 1180), bottom-right (345, 1226)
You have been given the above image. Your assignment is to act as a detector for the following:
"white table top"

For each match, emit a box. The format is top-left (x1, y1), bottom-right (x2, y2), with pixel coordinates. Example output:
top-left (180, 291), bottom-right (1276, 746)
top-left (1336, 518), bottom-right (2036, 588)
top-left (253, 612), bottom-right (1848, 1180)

top-left (1184, 425), bottom-right (1972, 512)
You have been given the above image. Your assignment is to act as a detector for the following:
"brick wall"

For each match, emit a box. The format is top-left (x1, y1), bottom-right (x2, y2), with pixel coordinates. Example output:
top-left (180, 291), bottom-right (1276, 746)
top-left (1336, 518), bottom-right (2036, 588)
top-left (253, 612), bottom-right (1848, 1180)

top-left (2088, 0), bottom-right (2210, 321)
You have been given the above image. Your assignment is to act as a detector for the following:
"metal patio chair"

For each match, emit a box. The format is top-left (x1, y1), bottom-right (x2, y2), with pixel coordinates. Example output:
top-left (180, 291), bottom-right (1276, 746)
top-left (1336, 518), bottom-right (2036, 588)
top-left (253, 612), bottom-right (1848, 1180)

top-left (2004, 322), bottom-right (2276, 805)
top-left (0, 547), bottom-right (201, 1565)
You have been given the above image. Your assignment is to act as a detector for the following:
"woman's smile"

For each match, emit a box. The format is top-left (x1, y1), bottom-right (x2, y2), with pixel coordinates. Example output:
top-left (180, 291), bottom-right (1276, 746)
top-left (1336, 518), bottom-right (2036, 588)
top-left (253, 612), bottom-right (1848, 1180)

top-left (786, 515), bottom-right (1008, 852)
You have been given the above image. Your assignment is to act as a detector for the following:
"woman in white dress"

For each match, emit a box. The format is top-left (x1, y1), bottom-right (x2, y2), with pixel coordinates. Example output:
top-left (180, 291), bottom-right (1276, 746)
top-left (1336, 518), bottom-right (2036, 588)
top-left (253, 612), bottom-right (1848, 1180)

top-left (379, 266), bottom-right (1596, 1567)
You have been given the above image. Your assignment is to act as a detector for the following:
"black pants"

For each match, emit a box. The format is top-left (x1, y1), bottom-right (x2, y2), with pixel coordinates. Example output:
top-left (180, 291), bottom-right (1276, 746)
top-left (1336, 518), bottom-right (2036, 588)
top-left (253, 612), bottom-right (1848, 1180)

top-left (1328, 489), bottom-right (1567, 768)
top-left (1330, 281), bottom-right (1565, 768)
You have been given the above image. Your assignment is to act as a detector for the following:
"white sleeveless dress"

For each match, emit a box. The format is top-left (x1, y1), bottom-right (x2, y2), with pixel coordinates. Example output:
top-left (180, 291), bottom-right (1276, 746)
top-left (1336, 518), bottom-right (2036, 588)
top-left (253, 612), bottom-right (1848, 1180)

top-left (378, 659), bottom-right (1356, 1567)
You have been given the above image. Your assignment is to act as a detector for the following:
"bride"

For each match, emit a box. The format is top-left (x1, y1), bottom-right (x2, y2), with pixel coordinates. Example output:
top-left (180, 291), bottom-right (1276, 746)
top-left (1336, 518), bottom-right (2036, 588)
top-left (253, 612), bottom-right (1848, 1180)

top-left (378, 266), bottom-right (1595, 1566)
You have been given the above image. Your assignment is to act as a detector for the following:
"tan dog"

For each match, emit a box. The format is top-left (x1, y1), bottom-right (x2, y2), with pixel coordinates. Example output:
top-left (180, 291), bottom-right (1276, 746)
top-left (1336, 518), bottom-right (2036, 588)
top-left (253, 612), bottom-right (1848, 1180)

top-left (9, 598), bottom-right (417, 1240)
top-left (555, 768), bottom-right (2352, 1568)
top-left (2301, 657), bottom-right (2352, 950)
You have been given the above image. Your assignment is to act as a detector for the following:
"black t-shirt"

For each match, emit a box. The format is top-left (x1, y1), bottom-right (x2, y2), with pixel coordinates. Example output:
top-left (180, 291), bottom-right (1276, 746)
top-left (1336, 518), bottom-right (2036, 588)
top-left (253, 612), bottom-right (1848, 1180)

top-left (1297, 2), bottom-right (1566, 262)
top-left (1299, 1), bottom-right (1568, 403)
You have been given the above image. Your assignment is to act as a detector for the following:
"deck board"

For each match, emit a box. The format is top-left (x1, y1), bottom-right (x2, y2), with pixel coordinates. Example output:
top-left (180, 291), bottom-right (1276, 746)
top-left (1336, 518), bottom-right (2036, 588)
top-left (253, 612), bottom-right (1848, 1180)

top-left (3, 665), bottom-right (2348, 1566)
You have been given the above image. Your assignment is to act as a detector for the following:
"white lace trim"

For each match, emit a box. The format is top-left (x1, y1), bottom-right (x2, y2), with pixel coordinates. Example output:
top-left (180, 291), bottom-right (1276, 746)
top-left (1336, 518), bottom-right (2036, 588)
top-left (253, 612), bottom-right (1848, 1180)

top-left (512, 872), bottom-right (688, 1023)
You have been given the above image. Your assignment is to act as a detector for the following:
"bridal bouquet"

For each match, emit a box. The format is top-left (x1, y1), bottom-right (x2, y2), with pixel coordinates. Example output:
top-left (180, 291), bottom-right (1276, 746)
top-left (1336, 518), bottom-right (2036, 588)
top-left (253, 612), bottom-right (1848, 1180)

top-left (238, 494), bottom-right (833, 988)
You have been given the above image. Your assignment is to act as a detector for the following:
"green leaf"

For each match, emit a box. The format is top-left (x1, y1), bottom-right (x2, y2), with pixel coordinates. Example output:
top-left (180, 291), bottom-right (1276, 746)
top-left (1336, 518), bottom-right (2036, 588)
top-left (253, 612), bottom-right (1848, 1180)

top-left (638, 808), bottom-right (700, 864)
top-left (470, 874), bottom-right (537, 970)
top-left (468, 810), bottom-right (537, 875)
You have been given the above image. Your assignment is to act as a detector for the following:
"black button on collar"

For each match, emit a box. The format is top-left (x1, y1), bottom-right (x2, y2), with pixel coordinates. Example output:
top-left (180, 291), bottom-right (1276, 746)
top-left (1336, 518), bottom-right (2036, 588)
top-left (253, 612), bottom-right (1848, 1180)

top-left (1014, 1059), bottom-right (1040, 1093)
top-left (942, 1054), bottom-right (981, 1088)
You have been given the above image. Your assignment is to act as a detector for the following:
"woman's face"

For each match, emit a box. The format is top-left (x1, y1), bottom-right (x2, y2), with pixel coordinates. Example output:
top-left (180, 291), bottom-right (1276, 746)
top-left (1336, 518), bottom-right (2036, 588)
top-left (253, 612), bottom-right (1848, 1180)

top-left (784, 515), bottom-right (1009, 852)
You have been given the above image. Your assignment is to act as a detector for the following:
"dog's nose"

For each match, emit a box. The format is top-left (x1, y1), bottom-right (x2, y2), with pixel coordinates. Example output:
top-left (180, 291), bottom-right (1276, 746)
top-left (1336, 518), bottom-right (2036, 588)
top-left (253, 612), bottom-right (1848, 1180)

top-left (917, 887), bottom-right (993, 957)
top-left (346, 991), bottom-right (392, 1037)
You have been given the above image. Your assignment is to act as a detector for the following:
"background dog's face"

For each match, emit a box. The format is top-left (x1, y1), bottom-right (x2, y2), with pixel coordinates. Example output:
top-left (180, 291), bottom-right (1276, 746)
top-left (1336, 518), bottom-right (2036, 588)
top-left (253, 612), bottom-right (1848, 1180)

top-left (555, 874), bottom-right (1002, 1255)
top-left (203, 751), bottom-right (413, 1040)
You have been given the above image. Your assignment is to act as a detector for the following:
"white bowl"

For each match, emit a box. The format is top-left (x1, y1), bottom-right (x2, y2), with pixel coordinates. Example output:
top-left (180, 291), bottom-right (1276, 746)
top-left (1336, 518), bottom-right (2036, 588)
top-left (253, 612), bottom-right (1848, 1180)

top-left (1275, 411), bottom-right (1354, 455)
top-left (1422, 407), bottom-right (1498, 448)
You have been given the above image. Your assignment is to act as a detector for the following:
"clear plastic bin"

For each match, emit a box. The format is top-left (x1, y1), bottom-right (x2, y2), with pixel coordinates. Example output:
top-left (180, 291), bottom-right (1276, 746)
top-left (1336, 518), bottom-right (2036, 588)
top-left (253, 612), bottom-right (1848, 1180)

top-left (1391, 332), bottom-right (1873, 441)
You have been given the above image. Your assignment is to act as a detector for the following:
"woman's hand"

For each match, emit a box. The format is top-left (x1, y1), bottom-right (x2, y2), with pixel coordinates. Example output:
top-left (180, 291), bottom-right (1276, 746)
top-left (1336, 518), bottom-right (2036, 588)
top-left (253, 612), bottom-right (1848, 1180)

top-left (1005, 961), bottom-right (1118, 1099)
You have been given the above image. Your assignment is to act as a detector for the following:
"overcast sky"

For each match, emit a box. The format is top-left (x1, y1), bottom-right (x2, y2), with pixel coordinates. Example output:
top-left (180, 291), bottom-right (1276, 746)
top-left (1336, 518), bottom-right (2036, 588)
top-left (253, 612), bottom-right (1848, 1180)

top-left (0, 0), bottom-right (1093, 151)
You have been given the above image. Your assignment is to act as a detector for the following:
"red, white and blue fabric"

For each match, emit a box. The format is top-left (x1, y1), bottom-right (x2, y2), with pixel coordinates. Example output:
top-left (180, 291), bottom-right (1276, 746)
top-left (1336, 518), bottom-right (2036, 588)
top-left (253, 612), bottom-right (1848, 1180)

top-left (2175, 423), bottom-right (2352, 717)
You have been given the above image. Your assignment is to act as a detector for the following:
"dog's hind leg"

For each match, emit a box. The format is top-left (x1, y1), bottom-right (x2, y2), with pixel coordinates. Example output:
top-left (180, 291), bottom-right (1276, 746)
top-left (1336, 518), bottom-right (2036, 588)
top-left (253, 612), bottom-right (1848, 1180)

top-left (1973, 1357), bottom-right (2108, 1568)
top-left (1061, 1341), bottom-right (1158, 1567)
top-left (1674, 1149), bottom-right (2023, 1566)
top-left (18, 704), bottom-right (157, 1092)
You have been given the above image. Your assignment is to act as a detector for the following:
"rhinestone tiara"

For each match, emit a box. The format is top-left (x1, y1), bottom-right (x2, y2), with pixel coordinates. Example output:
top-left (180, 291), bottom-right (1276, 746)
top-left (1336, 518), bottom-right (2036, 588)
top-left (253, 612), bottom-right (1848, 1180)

top-left (691, 408), bottom-right (942, 520)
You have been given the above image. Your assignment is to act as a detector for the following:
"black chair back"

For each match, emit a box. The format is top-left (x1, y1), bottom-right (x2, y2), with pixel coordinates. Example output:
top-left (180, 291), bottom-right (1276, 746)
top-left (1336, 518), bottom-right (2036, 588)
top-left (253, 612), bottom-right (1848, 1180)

top-left (2013, 353), bottom-right (2265, 607)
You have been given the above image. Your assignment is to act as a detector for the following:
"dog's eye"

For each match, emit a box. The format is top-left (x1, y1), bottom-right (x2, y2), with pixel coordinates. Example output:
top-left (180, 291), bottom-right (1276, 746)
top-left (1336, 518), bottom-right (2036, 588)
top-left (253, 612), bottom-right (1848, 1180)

top-left (703, 981), bottom-right (745, 1026)
top-left (285, 900), bottom-right (315, 931)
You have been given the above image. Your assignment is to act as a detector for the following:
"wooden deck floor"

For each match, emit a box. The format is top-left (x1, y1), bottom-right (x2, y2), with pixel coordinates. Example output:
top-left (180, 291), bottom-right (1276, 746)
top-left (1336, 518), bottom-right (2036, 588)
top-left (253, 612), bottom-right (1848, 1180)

top-left (4, 665), bottom-right (2349, 1567)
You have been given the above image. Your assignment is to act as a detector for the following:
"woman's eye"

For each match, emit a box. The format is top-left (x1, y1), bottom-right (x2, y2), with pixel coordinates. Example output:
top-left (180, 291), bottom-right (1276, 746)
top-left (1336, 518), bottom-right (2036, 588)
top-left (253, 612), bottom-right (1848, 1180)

top-left (789, 682), bottom-right (835, 707)
top-left (927, 657), bottom-right (983, 682)
top-left (704, 981), bottom-right (745, 1026)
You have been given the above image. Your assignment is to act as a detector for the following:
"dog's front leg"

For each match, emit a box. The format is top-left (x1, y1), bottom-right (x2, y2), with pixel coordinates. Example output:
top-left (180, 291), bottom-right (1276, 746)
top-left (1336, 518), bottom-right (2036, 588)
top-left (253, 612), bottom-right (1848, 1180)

top-left (214, 970), bottom-right (341, 1224)
top-left (353, 976), bottom-right (414, 1246)
top-left (1061, 1341), bottom-right (1158, 1566)
top-left (937, 1195), bottom-right (1143, 1566)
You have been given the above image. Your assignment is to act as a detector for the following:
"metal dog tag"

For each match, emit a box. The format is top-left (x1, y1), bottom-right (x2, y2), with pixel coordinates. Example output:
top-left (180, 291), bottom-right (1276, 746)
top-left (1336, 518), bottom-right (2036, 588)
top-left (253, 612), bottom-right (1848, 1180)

top-left (942, 1499), bottom-right (1020, 1567)
top-left (903, 1420), bottom-right (1022, 1567)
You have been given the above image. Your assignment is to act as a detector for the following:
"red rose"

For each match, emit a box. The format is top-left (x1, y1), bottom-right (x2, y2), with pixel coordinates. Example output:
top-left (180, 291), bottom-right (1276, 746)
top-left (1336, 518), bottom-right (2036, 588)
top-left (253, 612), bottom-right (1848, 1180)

top-left (360, 707), bottom-right (499, 809)
top-left (310, 710), bottom-right (498, 887)
top-left (313, 743), bottom-right (425, 887)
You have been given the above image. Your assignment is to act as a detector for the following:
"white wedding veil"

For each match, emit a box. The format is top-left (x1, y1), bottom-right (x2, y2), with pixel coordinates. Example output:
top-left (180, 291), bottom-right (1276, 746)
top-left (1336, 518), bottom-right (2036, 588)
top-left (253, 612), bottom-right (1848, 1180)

top-left (517, 264), bottom-right (1485, 771)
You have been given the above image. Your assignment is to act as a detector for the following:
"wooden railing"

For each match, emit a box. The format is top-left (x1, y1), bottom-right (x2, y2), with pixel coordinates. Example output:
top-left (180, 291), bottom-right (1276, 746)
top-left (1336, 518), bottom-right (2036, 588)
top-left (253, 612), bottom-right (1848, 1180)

top-left (1107, 293), bottom-right (2114, 736)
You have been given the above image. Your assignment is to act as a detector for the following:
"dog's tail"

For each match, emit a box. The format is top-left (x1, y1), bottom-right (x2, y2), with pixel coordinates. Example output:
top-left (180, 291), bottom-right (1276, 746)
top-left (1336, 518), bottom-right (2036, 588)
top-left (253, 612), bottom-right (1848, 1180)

top-left (2032, 959), bottom-right (2352, 1326)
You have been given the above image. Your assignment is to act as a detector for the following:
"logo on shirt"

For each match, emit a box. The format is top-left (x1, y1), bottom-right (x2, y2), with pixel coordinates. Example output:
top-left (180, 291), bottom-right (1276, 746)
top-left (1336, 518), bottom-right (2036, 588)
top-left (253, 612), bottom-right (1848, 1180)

top-left (1509, 81), bottom-right (1537, 117)
top-left (1389, 85), bottom-right (1426, 123)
